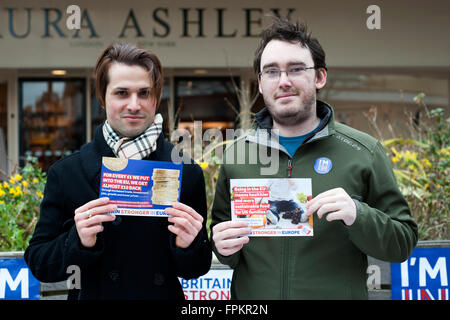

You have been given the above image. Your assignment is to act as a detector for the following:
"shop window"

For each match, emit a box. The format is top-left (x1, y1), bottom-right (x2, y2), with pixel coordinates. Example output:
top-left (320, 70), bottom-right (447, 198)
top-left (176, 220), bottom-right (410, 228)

top-left (0, 82), bottom-right (7, 179)
top-left (19, 79), bottom-right (86, 171)
top-left (174, 77), bottom-right (240, 136)
top-left (159, 81), bottom-right (170, 138)
top-left (318, 72), bottom-right (449, 139)
top-left (249, 79), bottom-right (265, 114)
top-left (90, 79), bottom-right (104, 139)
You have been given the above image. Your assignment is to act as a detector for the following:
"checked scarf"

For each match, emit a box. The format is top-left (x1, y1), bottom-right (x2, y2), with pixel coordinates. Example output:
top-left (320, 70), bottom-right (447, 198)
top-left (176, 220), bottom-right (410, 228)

top-left (102, 113), bottom-right (163, 159)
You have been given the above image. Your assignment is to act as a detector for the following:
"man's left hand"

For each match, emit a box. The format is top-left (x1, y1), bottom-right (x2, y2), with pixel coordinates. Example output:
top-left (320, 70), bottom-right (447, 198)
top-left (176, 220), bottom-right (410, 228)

top-left (305, 188), bottom-right (357, 226)
top-left (165, 202), bottom-right (204, 249)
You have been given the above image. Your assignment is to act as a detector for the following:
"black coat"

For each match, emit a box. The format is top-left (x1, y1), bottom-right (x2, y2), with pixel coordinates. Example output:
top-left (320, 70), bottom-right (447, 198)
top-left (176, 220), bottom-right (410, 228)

top-left (24, 125), bottom-right (211, 300)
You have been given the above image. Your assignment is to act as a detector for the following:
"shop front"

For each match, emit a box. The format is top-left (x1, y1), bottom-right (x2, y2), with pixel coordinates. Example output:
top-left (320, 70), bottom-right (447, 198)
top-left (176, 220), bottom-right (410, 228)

top-left (0, 0), bottom-right (448, 172)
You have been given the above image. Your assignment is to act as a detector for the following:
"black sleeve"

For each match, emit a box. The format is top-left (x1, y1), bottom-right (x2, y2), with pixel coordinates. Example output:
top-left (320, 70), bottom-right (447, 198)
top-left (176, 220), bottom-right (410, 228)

top-left (24, 166), bottom-right (104, 283)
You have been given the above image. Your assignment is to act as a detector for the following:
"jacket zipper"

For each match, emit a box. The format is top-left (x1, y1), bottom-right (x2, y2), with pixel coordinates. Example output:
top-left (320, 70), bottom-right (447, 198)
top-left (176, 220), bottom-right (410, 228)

top-left (287, 159), bottom-right (292, 178)
top-left (281, 158), bottom-right (293, 299)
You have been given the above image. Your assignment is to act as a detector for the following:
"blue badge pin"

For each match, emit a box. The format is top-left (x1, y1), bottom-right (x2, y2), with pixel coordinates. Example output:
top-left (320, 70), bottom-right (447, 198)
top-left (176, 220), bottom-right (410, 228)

top-left (314, 157), bottom-right (332, 174)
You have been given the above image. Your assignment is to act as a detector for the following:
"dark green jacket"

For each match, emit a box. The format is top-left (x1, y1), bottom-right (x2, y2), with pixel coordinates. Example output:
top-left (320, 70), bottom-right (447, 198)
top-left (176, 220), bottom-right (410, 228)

top-left (210, 101), bottom-right (418, 299)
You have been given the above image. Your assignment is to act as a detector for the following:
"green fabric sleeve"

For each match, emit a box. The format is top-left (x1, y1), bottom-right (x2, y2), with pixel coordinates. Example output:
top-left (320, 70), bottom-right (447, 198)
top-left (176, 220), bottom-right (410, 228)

top-left (347, 142), bottom-right (418, 262)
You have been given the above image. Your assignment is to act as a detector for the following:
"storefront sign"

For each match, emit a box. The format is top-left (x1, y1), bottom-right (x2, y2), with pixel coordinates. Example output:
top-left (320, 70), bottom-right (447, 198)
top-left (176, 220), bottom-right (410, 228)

top-left (0, 0), bottom-right (296, 68)
top-left (0, 0), bottom-right (448, 69)
top-left (0, 258), bottom-right (40, 300)
top-left (391, 248), bottom-right (449, 300)
top-left (179, 268), bottom-right (233, 300)
top-left (0, 6), bottom-right (295, 40)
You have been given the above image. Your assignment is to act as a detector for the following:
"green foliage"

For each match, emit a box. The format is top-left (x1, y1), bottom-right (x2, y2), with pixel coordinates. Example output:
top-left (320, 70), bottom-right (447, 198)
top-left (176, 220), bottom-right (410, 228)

top-left (382, 97), bottom-right (449, 240)
top-left (0, 157), bottom-right (46, 251)
top-left (196, 156), bottom-right (223, 236)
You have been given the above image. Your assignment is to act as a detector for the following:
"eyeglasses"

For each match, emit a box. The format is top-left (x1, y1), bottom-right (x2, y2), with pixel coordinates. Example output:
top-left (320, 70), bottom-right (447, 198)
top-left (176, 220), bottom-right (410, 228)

top-left (259, 66), bottom-right (316, 81)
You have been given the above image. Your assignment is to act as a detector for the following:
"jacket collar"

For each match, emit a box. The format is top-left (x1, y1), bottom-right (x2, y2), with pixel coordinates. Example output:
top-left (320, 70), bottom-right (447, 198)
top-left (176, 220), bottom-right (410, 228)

top-left (79, 125), bottom-right (115, 192)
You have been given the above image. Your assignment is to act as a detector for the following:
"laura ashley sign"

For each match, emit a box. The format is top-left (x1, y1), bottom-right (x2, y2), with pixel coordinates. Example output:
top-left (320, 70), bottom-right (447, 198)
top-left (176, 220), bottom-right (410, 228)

top-left (0, 3), bottom-right (296, 67)
top-left (0, 6), bottom-right (296, 40)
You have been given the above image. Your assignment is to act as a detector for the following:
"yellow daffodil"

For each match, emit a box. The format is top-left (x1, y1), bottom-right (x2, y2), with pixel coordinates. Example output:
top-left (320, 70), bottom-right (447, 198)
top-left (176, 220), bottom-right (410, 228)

top-left (14, 174), bottom-right (23, 181)
top-left (439, 148), bottom-right (449, 155)
top-left (3, 182), bottom-right (8, 188)
top-left (22, 181), bottom-right (28, 188)
top-left (392, 156), bottom-right (400, 163)
top-left (422, 158), bottom-right (431, 168)
top-left (32, 178), bottom-right (39, 183)
top-left (199, 162), bottom-right (209, 169)
top-left (408, 165), bottom-right (415, 170)
top-left (0, 189), bottom-right (5, 197)
top-left (390, 147), bottom-right (399, 157)
top-left (9, 176), bottom-right (16, 184)
top-left (0, 200), bottom-right (4, 204)
top-left (37, 191), bottom-right (43, 198)
top-left (403, 150), bottom-right (417, 162)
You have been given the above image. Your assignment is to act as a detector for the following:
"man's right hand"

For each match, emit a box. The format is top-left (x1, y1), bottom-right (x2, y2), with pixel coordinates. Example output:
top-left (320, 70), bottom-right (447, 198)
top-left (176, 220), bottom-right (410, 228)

top-left (212, 221), bottom-right (252, 257)
top-left (74, 197), bottom-right (117, 248)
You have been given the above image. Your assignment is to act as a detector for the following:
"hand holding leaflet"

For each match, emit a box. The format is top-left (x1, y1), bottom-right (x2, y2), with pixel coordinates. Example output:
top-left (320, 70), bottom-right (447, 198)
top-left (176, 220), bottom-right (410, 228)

top-left (305, 187), bottom-right (357, 226)
top-left (74, 197), bottom-right (117, 248)
top-left (212, 221), bottom-right (252, 257)
top-left (165, 201), bottom-right (204, 249)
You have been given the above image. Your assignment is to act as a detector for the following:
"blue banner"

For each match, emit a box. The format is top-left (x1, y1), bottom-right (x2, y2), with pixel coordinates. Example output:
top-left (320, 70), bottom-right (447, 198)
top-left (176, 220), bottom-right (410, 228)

top-left (391, 247), bottom-right (449, 300)
top-left (179, 268), bottom-right (233, 300)
top-left (0, 258), bottom-right (40, 300)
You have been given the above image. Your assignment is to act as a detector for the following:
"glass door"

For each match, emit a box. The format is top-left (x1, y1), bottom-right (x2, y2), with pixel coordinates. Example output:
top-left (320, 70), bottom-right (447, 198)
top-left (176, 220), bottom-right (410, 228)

top-left (19, 78), bottom-right (86, 171)
top-left (0, 81), bottom-right (7, 179)
top-left (174, 77), bottom-right (240, 135)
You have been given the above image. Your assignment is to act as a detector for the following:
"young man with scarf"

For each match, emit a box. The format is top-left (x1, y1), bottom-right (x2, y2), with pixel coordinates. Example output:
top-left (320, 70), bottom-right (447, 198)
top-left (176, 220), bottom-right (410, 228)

top-left (25, 43), bottom-right (211, 300)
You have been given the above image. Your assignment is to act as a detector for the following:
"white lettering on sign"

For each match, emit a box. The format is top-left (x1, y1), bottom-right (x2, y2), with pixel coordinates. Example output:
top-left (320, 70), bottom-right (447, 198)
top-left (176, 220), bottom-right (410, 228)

top-left (0, 268), bottom-right (29, 299)
top-left (401, 256), bottom-right (447, 287)
top-left (419, 257), bottom-right (448, 287)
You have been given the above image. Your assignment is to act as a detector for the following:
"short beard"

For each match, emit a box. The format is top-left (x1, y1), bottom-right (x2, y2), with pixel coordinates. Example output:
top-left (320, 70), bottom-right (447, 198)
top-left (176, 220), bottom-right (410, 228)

top-left (266, 92), bottom-right (316, 127)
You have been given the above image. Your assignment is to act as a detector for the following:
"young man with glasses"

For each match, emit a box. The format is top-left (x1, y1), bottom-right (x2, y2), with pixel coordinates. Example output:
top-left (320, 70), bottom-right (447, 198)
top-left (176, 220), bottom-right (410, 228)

top-left (210, 17), bottom-right (417, 299)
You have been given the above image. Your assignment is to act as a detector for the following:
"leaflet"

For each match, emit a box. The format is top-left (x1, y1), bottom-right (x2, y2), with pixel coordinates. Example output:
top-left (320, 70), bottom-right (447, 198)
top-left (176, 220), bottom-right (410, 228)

top-left (230, 178), bottom-right (313, 236)
top-left (99, 157), bottom-right (182, 217)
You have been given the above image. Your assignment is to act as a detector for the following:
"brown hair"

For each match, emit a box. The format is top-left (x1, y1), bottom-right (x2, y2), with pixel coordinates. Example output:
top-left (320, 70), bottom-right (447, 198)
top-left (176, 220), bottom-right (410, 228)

top-left (94, 42), bottom-right (163, 107)
top-left (253, 17), bottom-right (327, 77)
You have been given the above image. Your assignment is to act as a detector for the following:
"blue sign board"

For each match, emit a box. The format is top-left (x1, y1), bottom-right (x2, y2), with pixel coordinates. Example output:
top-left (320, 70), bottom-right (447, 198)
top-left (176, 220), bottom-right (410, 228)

top-left (0, 258), bottom-right (40, 300)
top-left (391, 247), bottom-right (449, 300)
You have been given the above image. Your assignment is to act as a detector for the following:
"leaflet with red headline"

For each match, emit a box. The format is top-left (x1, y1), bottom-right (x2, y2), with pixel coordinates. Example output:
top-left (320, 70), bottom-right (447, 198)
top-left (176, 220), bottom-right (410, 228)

top-left (230, 178), bottom-right (313, 236)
